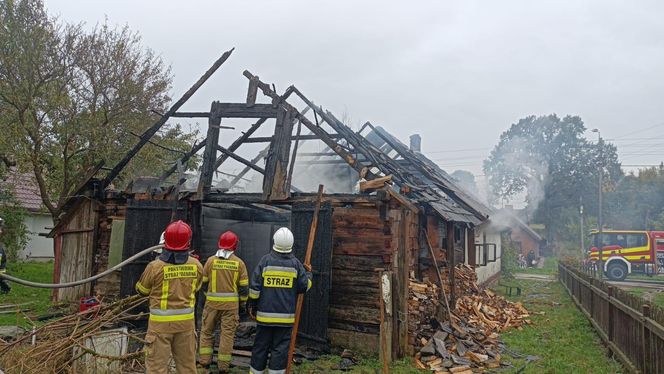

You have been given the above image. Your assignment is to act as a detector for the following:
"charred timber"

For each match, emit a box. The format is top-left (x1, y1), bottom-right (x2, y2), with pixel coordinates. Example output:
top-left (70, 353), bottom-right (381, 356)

top-left (172, 104), bottom-right (277, 119)
top-left (215, 145), bottom-right (265, 174)
top-left (213, 118), bottom-right (267, 170)
top-left (105, 48), bottom-right (234, 186)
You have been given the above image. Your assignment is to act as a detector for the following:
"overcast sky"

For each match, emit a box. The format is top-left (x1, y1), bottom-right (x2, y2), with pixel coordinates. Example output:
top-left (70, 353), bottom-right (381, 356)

top-left (46, 0), bottom-right (664, 180)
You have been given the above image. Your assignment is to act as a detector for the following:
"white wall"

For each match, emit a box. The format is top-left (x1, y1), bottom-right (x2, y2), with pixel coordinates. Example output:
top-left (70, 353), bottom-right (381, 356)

top-left (20, 213), bottom-right (54, 261)
top-left (474, 226), bottom-right (502, 285)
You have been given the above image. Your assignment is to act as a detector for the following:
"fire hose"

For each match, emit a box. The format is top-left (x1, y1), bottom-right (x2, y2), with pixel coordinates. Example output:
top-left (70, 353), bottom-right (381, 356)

top-left (0, 245), bottom-right (162, 288)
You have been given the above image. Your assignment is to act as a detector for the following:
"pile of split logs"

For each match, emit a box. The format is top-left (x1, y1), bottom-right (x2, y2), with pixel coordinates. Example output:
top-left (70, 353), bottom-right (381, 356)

top-left (409, 265), bottom-right (531, 373)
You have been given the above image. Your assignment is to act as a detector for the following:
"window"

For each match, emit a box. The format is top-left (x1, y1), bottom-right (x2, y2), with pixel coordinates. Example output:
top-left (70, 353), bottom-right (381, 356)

top-left (626, 234), bottom-right (647, 248)
top-left (594, 233), bottom-right (647, 249)
top-left (485, 244), bottom-right (498, 263)
top-left (439, 223), bottom-right (447, 250)
top-left (475, 244), bottom-right (486, 266)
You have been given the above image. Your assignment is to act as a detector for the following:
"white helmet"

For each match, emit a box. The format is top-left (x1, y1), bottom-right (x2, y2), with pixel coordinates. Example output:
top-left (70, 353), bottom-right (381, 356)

top-left (273, 227), bottom-right (294, 253)
top-left (154, 231), bottom-right (165, 254)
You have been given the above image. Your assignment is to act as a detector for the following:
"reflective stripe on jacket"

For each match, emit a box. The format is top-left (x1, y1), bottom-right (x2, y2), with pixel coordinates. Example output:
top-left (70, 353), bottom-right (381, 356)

top-left (202, 253), bottom-right (249, 310)
top-left (135, 256), bottom-right (203, 330)
top-left (249, 251), bottom-right (312, 326)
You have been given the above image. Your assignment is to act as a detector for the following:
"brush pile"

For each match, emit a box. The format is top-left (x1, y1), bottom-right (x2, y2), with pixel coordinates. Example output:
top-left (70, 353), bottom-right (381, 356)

top-left (0, 295), bottom-right (148, 374)
top-left (409, 265), bottom-right (531, 373)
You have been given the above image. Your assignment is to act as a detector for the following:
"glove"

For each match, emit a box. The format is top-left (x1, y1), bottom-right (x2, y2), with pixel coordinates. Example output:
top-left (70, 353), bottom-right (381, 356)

top-left (246, 299), bottom-right (257, 320)
top-left (303, 263), bottom-right (312, 272)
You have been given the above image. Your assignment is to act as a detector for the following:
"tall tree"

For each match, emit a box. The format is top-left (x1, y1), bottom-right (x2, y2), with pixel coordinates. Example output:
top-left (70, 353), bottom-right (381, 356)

top-left (483, 114), bottom-right (621, 242)
top-left (605, 166), bottom-right (664, 230)
top-left (0, 0), bottom-right (198, 218)
top-left (450, 169), bottom-right (479, 197)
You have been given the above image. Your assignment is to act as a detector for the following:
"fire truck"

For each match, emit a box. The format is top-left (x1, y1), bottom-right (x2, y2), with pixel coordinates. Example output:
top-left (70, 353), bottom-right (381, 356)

top-left (588, 230), bottom-right (664, 280)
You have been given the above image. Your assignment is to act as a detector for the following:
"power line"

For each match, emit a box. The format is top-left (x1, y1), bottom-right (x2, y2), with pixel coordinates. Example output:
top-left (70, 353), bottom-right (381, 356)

top-left (424, 147), bottom-right (492, 154)
top-left (611, 122), bottom-right (664, 140)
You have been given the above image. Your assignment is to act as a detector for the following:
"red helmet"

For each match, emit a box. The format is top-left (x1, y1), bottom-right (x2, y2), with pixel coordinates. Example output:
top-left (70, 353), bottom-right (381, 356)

top-left (163, 220), bottom-right (192, 251)
top-left (218, 231), bottom-right (239, 251)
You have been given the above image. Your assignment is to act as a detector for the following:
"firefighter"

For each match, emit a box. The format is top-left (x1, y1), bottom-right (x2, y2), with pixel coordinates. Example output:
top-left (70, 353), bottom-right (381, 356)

top-left (247, 227), bottom-right (312, 374)
top-left (198, 231), bottom-right (249, 372)
top-left (0, 217), bottom-right (10, 294)
top-left (135, 220), bottom-right (203, 374)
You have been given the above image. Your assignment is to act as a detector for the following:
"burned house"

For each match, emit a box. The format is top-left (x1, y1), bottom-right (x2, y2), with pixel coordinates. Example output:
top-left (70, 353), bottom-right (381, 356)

top-left (48, 50), bottom-right (500, 358)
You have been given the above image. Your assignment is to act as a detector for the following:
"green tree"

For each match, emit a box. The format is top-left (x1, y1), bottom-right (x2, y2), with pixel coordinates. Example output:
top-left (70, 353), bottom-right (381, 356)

top-left (484, 114), bottom-right (622, 243)
top-left (605, 166), bottom-right (664, 230)
top-left (0, 0), bottom-right (199, 219)
top-left (0, 189), bottom-right (28, 261)
top-left (450, 169), bottom-right (479, 197)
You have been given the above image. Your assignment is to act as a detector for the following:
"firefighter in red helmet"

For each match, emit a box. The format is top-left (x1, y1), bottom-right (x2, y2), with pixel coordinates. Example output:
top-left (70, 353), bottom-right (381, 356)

top-left (198, 230), bottom-right (249, 373)
top-left (136, 220), bottom-right (203, 374)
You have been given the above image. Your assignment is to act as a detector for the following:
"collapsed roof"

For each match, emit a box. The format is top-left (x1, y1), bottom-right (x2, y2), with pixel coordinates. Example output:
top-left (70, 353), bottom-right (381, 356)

top-left (55, 49), bottom-right (491, 226)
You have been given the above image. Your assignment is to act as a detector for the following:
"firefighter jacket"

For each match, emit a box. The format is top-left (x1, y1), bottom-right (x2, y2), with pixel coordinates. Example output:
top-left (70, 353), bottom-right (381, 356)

top-left (249, 251), bottom-right (312, 326)
top-left (202, 253), bottom-right (249, 310)
top-left (135, 256), bottom-right (203, 333)
top-left (0, 244), bottom-right (6, 273)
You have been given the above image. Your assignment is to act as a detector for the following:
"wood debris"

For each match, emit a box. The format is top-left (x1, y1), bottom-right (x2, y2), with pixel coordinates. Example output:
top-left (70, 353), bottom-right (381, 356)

top-left (409, 265), bottom-right (531, 372)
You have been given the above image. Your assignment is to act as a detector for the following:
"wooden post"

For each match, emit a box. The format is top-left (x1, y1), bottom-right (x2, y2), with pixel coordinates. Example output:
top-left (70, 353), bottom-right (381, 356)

top-left (607, 286), bottom-right (614, 342)
top-left (379, 271), bottom-right (393, 373)
top-left (422, 229), bottom-right (451, 319)
top-left (467, 227), bottom-right (476, 267)
top-left (447, 221), bottom-right (456, 308)
top-left (642, 304), bottom-right (651, 374)
top-left (197, 102), bottom-right (223, 198)
top-left (263, 105), bottom-right (296, 201)
top-left (397, 212), bottom-right (409, 357)
top-left (285, 120), bottom-right (302, 194)
top-left (286, 185), bottom-right (324, 374)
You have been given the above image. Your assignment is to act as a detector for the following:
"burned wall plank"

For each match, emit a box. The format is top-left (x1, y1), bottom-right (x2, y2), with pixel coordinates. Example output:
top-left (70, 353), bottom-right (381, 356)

top-left (262, 105), bottom-right (295, 200)
top-left (198, 102), bottom-right (223, 198)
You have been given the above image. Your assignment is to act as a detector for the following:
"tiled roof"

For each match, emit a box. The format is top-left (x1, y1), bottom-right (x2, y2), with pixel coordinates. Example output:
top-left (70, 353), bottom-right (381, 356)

top-left (0, 169), bottom-right (45, 212)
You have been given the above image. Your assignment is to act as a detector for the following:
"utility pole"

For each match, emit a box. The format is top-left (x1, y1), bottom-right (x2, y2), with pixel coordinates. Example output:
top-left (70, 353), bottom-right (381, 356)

top-left (579, 197), bottom-right (584, 259)
top-left (592, 129), bottom-right (603, 279)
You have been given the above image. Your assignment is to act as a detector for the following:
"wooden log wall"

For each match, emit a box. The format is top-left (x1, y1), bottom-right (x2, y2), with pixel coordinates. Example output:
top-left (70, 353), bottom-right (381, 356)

top-left (328, 201), bottom-right (420, 358)
top-left (54, 198), bottom-right (97, 302)
top-left (92, 196), bottom-right (128, 298)
top-left (328, 206), bottom-right (391, 353)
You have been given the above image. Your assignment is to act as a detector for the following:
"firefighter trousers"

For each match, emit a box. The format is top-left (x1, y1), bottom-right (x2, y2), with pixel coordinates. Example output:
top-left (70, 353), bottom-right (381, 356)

top-left (198, 307), bottom-right (239, 369)
top-left (144, 329), bottom-right (197, 374)
top-left (249, 325), bottom-right (293, 374)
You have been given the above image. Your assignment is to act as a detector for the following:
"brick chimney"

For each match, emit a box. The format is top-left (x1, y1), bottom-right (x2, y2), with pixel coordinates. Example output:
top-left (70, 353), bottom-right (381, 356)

top-left (409, 134), bottom-right (421, 152)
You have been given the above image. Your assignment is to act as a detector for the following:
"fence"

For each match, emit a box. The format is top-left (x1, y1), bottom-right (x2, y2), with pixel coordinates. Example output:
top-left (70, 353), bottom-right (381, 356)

top-left (559, 262), bottom-right (664, 374)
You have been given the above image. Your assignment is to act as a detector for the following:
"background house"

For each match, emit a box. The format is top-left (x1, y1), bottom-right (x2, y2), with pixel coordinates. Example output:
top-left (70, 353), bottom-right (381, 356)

top-left (1, 170), bottom-right (54, 261)
top-left (497, 207), bottom-right (545, 257)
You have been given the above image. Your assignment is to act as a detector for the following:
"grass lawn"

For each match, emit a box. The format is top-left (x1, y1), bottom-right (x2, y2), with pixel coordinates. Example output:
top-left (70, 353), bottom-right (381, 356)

top-left (623, 287), bottom-right (664, 308)
top-left (498, 279), bottom-right (623, 374)
top-left (0, 261), bottom-right (58, 328)
top-left (516, 256), bottom-right (559, 276)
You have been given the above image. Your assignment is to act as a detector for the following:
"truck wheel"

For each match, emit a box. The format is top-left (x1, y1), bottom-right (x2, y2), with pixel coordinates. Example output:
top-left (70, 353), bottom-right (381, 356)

top-left (607, 262), bottom-right (627, 281)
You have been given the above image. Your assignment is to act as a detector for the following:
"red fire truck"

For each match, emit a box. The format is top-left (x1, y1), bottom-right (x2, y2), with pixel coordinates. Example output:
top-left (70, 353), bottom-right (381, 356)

top-left (588, 230), bottom-right (664, 280)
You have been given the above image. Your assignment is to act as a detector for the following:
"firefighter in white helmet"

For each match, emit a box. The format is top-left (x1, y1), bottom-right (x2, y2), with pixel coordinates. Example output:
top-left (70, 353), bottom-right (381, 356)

top-left (247, 227), bottom-right (312, 374)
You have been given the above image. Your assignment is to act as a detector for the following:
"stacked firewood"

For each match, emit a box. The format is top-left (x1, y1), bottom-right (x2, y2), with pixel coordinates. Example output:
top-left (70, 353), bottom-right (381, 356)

top-left (455, 289), bottom-right (531, 333)
top-left (409, 265), bottom-right (531, 372)
top-left (408, 280), bottom-right (441, 346)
